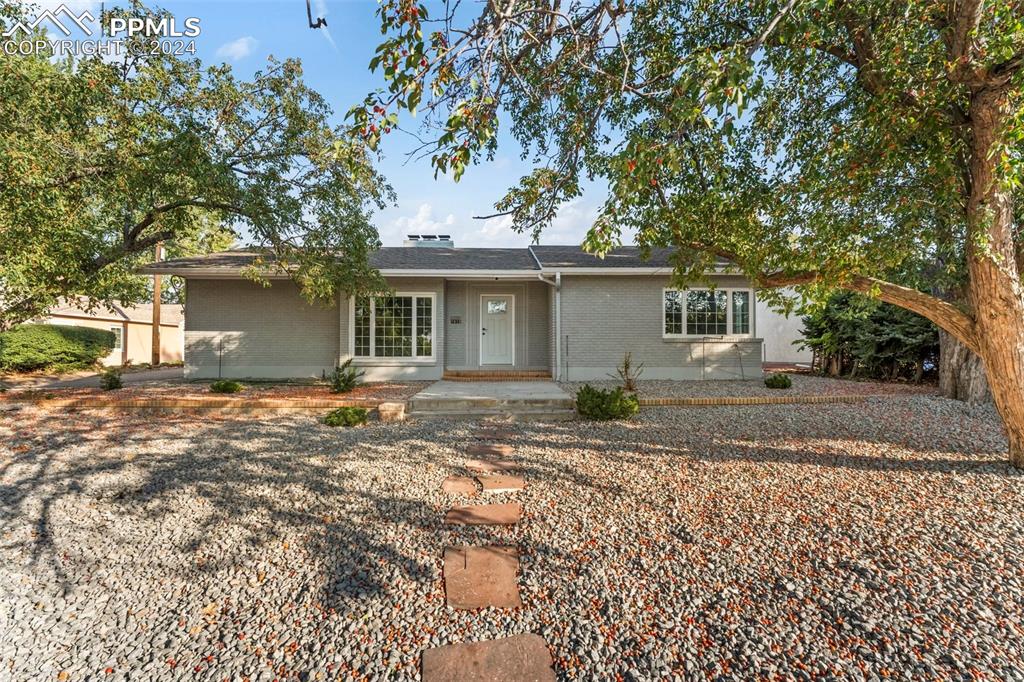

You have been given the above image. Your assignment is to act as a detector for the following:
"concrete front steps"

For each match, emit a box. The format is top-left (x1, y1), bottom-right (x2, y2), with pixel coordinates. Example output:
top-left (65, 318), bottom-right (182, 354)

top-left (407, 397), bottom-right (575, 421)
top-left (409, 380), bottom-right (575, 421)
top-left (442, 370), bottom-right (552, 381)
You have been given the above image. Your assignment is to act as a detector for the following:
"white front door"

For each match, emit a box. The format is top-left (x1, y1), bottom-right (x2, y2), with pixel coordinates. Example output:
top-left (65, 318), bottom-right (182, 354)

top-left (480, 294), bottom-right (514, 365)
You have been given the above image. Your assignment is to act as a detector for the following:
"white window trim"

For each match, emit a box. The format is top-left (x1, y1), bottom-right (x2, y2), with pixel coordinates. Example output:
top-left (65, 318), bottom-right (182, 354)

top-left (348, 292), bottom-right (437, 364)
top-left (109, 325), bottom-right (124, 351)
top-left (662, 287), bottom-right (754, 339)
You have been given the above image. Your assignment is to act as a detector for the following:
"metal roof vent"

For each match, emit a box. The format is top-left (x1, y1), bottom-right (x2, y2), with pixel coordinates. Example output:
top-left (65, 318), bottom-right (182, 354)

top-left (404, 234), bottom-right (454, 248)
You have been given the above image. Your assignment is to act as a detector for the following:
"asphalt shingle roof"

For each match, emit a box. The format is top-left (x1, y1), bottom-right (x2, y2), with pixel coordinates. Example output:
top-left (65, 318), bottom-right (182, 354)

top-left (529, 245), bottom-right (676, 268)
top-left (48, 297), bottom-right (184, 325)
top-left (371, 247), bottom-right (539, 270)
top-left (140, 245), bottom-right (700, 275)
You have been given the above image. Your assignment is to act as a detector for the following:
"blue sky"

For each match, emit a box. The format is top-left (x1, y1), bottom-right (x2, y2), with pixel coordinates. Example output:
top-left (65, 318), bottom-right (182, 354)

top-left (38, 0), bottom-right (608, 248)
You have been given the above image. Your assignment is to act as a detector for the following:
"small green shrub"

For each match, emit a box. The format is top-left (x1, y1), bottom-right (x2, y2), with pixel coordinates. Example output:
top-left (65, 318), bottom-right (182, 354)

top-left (575, 384), bottom-right (640, 420)
top-left (0, 324), bottom-right (115, 372)
top-left (608, 351), bottom-right (645, 392)
top-left (764, 372), bottom-right (793, 389)
top-left (323, 406), bottom-right (368, 427)
top-left (329, 359), bottom-right (364, 394)
top-left (210, 379), bottom-right (244, 394)
top-left (99, 367), bottom-right (123, 390)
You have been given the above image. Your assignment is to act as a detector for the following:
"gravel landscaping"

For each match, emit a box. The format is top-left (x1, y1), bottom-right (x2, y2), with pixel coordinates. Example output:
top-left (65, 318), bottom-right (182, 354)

top-left (561, 373), bottom-right (939, 399)
top-left (2, 396), bottom-right (1021, 680)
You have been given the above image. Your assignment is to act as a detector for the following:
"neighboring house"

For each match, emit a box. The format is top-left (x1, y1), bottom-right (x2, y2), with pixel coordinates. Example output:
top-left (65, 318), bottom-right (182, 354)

top-left (43, 298), bottom-right (184, 366)
top-left (142, 237), bottom-right (801, 382)
top-left (756, 291), bottom-right (814, 365)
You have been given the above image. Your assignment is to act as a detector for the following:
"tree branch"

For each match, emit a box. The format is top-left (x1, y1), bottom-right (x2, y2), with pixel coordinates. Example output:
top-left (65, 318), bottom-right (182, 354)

top-left (759, 271), bottom-right (980, 353)
top-left (949, 0), bottom-right (985, 65)
top-left (666, 234), bottom-right (981, 353)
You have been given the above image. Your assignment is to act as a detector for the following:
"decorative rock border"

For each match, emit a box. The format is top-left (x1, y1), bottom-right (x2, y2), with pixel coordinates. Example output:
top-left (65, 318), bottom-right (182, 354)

top-left (637, 394), bottom-right (871, 407)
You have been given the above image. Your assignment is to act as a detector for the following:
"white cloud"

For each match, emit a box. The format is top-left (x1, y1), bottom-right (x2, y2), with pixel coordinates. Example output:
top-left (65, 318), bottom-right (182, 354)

top-left (216, 36), bottom-right (258, 62)
top-left (390, 203), bottom-right (456, 235)
top-left (466, 214), bottom-right (525, 246)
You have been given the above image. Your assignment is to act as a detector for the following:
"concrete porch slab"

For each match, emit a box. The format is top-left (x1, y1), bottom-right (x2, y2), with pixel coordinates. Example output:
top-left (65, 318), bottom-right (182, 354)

top-left (413, 381), bottom-right (571, 402)
top-left (408, 381), bottom-right (574, 420)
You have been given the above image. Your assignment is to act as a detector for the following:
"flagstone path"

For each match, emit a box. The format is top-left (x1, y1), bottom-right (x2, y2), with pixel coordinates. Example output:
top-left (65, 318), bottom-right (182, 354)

top-left (477, 473), bottom-right (526, 493)
top-left (421, 423), bottom-right (557, 680)
top-left (444, 502), bottom-right (523, 526)
top-left (421, 634), bottom-right (556, 682)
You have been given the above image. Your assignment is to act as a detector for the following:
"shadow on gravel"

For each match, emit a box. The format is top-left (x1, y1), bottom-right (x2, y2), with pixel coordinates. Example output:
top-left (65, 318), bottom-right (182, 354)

top-left (0, 411), bottom-right (443, 607)
top-left (498, 400), bottom-right (1016, 478)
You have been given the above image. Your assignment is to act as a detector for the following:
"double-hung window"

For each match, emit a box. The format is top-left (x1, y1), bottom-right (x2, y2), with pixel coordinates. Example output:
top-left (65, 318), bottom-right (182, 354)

top-left (352, 294), bottom-right (435, 360)
top-left (663, 288), bottom-right (752, 337)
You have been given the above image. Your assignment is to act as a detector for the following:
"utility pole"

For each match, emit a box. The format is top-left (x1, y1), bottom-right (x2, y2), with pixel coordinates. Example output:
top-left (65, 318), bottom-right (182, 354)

top-left (151, 242), bottom-right (163, 366)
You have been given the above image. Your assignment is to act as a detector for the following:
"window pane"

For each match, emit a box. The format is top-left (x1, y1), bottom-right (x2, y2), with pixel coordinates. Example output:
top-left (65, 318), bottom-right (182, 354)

top-left (686, 290), bottom-right (727, 335)
top-left (732, 291), bottom-right (750, 334)
top-left (109, 326), bottom-right (123, 351)
top-left (664, 291), bottom-right (683, 335)
top-left (416, 297), bottom-right (433, 357)
top-left (487, 300), bottom-right (507, 314)
top-left (374, 296), bottom-right (413, 357)
top-left (354, 298), bottom-right (371, 356)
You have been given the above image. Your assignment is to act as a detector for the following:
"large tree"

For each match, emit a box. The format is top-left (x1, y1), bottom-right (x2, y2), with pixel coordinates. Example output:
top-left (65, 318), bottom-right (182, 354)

top-left (0, 3), bottom-right (390, 329)
top-left (352, 0), bottom-right (1024, 466)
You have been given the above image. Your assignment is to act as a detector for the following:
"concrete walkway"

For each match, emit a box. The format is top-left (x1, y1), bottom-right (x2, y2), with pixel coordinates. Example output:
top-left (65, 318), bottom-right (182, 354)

top-left (0, 367), bottom-right (184, 390)
top-left (412, 380), bottom-right (571, 401)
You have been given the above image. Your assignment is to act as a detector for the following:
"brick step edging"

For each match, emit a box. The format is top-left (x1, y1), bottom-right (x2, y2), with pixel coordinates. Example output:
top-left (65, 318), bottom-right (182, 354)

top-left (4, 397), bottom-right (390, 410)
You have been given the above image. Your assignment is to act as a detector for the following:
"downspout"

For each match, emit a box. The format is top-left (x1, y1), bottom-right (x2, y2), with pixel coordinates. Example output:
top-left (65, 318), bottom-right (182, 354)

top-left (534, 271), bottom-right (562, 381)
top-left (555, 272), bottom-right (562, 381)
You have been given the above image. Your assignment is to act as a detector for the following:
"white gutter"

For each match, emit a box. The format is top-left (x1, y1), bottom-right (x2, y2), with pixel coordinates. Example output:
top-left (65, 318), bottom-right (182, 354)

top-left (145, 266), bottom-right (741, 278)
top-left (537, 266), bottom-right (739, 275)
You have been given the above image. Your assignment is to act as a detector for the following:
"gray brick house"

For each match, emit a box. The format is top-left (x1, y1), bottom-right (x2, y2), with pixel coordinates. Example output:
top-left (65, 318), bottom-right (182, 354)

top-left (143, 237), bottom-right (781, 381)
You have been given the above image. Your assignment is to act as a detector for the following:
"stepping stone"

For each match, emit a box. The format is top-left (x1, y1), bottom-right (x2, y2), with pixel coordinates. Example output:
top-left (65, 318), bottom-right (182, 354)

top-left (477, 474), bottom-right (525, 494)
top-left (465, 458), bottom-right (519, 474)
top-left (474, 430), bottom-right (514, 440)
top-left (443, 546), bottom-right (522, 609)
top-left (445, 503), bottom-right (523, 526)
top-left (441, 476), bottom-right (477, 495)
top-left (421, 633), bottom-right (556, 682)
top-left (467, 443), bottom-right (514, 458)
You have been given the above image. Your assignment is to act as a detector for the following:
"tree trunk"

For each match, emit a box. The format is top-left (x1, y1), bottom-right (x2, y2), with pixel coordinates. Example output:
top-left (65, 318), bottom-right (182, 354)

top-left (966, 89), bottom-right (1024, 469)
top-left (938, 330), bottom-right (991, 403)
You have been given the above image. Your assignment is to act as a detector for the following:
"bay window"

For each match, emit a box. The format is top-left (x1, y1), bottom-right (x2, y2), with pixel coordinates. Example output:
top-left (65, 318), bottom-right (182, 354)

top-left (352, 294), bottom-right (435, 359)
top-left (663, 288), bottom-right (752, 337)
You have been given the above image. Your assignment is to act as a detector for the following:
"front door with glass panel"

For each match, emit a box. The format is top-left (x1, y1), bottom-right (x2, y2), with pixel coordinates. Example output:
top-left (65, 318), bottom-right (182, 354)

top-left (480, 295), bottom-right (514, 365)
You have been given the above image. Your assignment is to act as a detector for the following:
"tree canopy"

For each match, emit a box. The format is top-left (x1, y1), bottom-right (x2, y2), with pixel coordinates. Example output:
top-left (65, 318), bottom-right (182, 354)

top-left (0, 3), bottom-right (391, 329)
top-left (354, 0), bottom-right (1024, 464)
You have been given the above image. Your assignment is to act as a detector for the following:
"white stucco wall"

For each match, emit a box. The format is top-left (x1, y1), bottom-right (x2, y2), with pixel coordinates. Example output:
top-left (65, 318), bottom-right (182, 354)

top-left (755, 295), bottom-right (813, 364)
